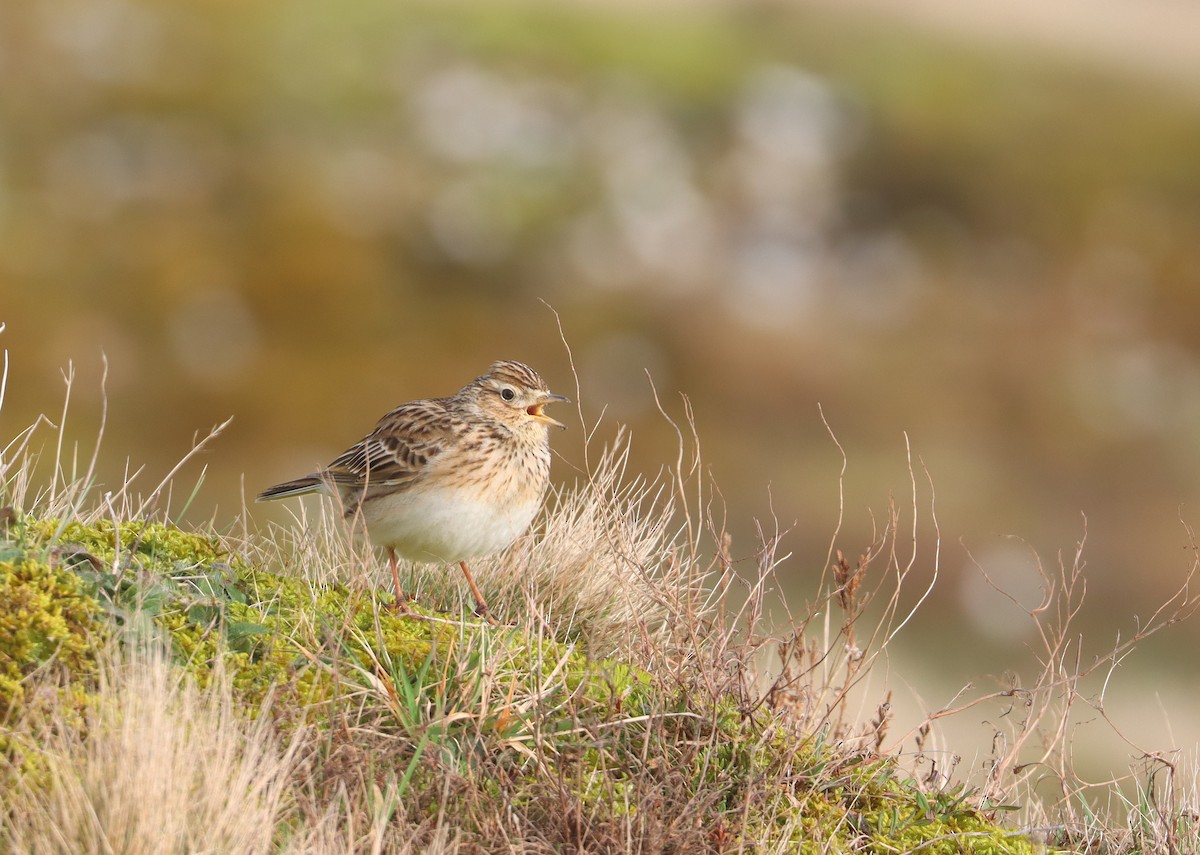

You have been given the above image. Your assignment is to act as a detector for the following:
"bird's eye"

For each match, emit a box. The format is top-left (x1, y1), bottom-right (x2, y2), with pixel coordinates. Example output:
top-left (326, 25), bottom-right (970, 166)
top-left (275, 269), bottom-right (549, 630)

top-left (500, 387), bottom-right (516, 401)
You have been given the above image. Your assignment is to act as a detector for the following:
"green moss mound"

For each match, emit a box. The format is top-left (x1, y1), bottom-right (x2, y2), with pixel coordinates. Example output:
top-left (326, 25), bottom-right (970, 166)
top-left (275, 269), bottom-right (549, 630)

top-left (0, 515), bottom-right (1039, 852)
top-left (0, 547), bottom-right (105, 723)
top-left (4, 518), bottom-right (527, 719)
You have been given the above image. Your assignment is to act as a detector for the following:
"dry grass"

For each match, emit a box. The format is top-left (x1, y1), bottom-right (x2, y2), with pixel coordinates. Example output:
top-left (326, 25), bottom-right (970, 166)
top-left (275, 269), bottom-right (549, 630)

top-left (3, 652), bottom-right (298, 855)
top-left (1, 649), bottom-right (474, 854)
top-left (4, 335), bottom-right (1200, 852)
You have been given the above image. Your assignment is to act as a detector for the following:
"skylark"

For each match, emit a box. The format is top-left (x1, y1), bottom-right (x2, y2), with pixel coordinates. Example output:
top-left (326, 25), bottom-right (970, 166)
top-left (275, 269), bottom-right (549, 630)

top-left (257, 360), bottom-right (568, 619)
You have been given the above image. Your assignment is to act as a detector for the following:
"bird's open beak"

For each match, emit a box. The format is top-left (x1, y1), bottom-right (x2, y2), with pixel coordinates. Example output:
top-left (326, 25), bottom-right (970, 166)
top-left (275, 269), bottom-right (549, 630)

top-left (527, 392), bottom-right (569, 429)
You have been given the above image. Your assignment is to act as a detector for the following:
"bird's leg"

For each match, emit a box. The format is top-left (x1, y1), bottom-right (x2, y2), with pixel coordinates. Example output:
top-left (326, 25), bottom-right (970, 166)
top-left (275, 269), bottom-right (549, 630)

top-left (458, 560), bottom-right (496, 625)
top-left (388, 548), bottom-right (409, 611)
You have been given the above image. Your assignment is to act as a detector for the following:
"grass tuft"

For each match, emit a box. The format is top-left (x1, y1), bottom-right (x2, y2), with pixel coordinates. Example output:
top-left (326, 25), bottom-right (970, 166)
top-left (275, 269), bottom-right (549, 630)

top-left (3, 650), bottom-right (300, 855)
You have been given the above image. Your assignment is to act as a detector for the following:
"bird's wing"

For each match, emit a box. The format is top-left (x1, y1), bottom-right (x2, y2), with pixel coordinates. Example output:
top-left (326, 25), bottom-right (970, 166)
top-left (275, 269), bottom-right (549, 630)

top-left (321, 398), bottom-right (457, 500)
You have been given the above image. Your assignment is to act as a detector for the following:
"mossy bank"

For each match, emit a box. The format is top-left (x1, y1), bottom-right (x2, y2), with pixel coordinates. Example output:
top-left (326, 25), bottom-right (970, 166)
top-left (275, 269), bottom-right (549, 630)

top-left (1, 514), bottom-right (1042, 853)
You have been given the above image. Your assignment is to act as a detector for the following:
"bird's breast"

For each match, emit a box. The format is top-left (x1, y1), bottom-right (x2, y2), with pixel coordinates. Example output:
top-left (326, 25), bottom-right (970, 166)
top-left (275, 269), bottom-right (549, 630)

top-left (359, 441), bottom-right (551, 564)
top-left (360, 483), bottom-right (543, 563)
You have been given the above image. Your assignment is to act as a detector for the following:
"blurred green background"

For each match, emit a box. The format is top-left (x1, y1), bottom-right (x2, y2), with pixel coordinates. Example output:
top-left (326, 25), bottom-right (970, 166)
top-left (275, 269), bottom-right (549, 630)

top-left (4, 0), bottom-right (1200, 784)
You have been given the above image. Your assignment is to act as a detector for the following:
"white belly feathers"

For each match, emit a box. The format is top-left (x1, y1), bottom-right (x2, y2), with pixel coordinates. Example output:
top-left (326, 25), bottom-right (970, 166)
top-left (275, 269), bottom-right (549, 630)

top-left (359, 483), bottom-right (541, 564)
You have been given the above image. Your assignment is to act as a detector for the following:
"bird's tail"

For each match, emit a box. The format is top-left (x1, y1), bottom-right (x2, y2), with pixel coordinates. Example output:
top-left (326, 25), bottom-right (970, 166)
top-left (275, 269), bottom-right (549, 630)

top-left (256, 475), bottom-right (325, 502)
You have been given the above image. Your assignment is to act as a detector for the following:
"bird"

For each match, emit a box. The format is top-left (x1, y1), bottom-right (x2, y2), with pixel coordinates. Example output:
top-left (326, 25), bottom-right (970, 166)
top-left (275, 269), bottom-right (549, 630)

top-left (256, 360), bottom-right (568, 620)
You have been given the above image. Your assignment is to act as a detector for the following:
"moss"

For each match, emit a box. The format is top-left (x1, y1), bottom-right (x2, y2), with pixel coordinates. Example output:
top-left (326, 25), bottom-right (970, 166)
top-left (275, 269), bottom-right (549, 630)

top-left (2, 514), bottom-right (1041, 851)
top-left (0, 520), bottom-right (110, 795)
top-left (5, 516), bottom-right (620, 730)
top-left (0, 551), bottom-right (107, 722)
top-left (743, 749), bottom-right (1038, 853)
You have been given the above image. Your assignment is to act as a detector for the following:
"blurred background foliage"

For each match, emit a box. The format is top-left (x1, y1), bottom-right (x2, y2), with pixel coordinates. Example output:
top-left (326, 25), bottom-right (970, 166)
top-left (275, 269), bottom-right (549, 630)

top-left (3, 0), bottom-right (1200, 777)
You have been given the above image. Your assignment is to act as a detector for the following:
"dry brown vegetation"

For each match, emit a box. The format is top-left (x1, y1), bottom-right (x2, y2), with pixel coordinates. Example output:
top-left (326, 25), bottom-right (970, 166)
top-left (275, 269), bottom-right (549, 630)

top-left (3, 345), bottom-right (1200, 852)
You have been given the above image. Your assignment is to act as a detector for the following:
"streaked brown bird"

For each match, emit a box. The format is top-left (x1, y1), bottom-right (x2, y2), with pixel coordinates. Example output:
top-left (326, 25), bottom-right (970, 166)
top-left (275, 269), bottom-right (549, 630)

top-left (257, 360), bottom-right (568, 619)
